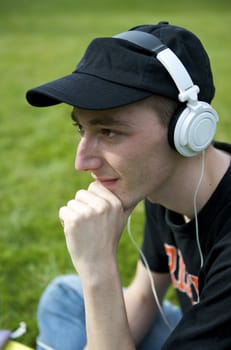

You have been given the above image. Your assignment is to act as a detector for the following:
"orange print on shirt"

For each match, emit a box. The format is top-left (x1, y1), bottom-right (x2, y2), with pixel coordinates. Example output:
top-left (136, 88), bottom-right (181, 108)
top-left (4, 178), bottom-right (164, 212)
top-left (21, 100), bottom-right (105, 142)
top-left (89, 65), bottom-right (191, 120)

top-left (164, 243), bottom-right (199, 304)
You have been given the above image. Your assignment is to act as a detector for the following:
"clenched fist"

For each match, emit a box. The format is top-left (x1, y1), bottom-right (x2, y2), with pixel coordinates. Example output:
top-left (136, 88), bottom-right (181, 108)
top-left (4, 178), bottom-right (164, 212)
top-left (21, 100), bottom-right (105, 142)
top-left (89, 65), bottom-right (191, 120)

top-left (59, 182), bottom-right (131, 275)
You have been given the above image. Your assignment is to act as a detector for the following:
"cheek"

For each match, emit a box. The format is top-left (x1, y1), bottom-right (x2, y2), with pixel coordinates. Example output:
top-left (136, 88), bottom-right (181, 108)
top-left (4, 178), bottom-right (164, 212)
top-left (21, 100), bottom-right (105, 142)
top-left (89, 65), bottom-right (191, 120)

top-left (131, 131), bottom-right (169, 166)
top-left (124, 133), bottom-right (174, 183)
top-left (107, 126), bottom-right (171, 179)
top-left (117, 140), bottom-right (164, 180)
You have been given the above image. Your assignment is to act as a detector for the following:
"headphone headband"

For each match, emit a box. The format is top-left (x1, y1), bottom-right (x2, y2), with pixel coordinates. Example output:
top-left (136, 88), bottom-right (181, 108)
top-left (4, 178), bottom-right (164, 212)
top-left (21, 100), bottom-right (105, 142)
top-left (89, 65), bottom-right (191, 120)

top-left (114, 30), bottom-right (166, 52)
top-left (114, 30), bottom-right (218, 157)
top-left (114, 31), bottom-right (199, 104)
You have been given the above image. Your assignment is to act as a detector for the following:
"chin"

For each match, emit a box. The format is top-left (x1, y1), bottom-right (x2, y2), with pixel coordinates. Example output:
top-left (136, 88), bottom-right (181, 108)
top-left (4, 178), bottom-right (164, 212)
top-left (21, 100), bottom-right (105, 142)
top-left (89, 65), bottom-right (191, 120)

top-left (119, 195), bottom-right (143, 212)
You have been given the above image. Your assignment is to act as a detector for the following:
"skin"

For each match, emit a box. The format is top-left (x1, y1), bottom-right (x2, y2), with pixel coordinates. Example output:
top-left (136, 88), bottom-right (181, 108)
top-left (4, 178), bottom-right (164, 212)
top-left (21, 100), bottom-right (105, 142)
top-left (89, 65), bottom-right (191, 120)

top-left (59, 99), bottom-right (230, 349)
top-left (72, 102), bottom-right (177, 211)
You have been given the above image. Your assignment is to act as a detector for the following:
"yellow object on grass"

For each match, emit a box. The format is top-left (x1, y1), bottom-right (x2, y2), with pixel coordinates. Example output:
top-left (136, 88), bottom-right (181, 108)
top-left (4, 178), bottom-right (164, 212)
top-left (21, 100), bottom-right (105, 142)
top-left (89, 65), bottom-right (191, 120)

top-left (4, 340), bottom-right (34, 350)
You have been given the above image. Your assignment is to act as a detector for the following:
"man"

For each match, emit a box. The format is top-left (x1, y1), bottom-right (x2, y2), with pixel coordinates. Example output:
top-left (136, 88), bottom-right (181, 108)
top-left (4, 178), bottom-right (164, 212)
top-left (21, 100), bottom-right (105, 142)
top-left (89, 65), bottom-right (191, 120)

top-left (26, 21), bottom-right (231, 350)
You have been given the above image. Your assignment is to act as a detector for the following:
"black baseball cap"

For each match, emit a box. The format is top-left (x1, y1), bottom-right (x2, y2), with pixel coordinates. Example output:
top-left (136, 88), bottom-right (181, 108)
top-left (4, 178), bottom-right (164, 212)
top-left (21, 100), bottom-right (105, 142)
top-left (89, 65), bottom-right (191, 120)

top-left (26, 21), bottom-right (215, 110)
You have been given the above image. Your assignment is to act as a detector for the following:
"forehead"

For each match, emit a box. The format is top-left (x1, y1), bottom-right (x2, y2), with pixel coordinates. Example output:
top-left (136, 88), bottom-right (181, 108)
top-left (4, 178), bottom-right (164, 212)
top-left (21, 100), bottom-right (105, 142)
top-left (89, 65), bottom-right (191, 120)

top-left (71, 101), bottom-right (159, 128)
top-left (72, 108), bottom-right (129, 127)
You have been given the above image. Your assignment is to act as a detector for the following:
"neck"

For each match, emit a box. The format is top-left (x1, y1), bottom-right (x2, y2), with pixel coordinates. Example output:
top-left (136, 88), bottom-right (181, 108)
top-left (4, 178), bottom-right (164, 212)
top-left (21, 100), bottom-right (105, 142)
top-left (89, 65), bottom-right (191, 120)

top-left (149, 145), bottom-right (230, 219)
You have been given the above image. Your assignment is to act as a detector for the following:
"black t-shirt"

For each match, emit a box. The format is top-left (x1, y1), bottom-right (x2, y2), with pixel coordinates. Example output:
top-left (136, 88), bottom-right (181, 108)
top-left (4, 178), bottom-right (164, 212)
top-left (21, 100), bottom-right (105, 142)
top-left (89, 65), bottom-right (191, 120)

top-left (141, 142), bottom-right (231, 349)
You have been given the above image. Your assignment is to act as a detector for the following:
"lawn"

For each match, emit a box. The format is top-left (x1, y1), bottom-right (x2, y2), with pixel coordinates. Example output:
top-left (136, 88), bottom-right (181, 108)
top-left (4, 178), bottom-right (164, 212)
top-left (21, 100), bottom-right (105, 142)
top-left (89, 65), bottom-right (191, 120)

top-left (0, 0), bottom-right (230, 347)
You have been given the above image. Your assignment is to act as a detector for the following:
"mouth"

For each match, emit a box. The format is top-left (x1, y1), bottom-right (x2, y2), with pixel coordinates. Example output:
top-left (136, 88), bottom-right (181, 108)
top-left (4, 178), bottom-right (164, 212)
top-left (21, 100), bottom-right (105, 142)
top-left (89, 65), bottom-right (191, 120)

top-left (92, 175), bottom-right (119, 189)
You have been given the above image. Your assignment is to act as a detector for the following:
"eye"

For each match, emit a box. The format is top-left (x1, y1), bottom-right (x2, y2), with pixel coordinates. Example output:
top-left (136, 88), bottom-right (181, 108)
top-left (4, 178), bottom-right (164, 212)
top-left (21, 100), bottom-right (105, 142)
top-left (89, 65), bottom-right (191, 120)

top-left (101, 128), bottom-right (116, 138)
top-left (73, 121), bottom-right (84, 136)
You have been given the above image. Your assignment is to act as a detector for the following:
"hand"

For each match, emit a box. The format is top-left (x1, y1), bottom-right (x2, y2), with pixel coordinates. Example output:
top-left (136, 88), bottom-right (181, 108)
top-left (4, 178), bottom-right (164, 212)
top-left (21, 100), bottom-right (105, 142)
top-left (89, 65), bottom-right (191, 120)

top-left (59, 182), bottom-right (131, 274)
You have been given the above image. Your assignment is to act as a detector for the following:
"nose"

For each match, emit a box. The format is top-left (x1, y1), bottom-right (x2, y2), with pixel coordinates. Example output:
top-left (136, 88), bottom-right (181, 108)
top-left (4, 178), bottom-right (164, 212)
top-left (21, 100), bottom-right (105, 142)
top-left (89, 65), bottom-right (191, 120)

top-left (75, 135), bottom-right (103, 172)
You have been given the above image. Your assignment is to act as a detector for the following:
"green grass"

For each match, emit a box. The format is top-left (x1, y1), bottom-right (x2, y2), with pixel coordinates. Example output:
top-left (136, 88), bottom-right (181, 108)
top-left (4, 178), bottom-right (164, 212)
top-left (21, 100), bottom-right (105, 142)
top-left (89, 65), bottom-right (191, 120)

top-left (0, 0), bottom-right (230, 347)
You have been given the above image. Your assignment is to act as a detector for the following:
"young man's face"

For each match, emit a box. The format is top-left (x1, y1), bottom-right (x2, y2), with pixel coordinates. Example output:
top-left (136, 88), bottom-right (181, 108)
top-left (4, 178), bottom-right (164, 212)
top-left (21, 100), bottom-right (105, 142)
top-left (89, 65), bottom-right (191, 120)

top-left (72, 100), bottom-right (177, 210)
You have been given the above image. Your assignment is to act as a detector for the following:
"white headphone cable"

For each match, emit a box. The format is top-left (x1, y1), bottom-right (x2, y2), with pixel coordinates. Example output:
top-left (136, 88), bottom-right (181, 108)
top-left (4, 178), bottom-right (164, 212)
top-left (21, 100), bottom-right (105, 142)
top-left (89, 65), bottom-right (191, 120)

top-left (193, 150), bottom-right (205, 269)
top-left (127, 215), bottom-right (173, 331)
top-left (127, 150), bottom-right (206, 329)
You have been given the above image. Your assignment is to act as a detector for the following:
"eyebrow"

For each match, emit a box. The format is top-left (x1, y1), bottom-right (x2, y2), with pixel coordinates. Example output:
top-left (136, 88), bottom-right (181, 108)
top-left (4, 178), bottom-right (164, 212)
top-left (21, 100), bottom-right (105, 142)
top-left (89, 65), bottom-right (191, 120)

top-left (71, 110), bottom-right (134, 129)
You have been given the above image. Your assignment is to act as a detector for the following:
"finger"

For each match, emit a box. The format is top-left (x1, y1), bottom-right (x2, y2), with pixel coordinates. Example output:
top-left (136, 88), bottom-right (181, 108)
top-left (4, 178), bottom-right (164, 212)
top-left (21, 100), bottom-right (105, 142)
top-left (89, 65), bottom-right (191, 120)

top-left (87, 182), bottom-right (122, 208)
top-left (60, 197), bottom-right (92, 220)
top-left (59, 205), bottom-right (75, 226)
top-left (59, 206), bottom-right (70, 230)
top-left (74, 189), bottom-right (112, 213)
top-left (59, 205), bottom-right (84, 240)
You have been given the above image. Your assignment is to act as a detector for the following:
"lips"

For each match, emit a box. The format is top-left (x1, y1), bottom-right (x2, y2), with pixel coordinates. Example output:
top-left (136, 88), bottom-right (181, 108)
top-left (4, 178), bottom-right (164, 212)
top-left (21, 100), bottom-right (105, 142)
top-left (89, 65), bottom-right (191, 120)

top-left (92, 174), bottom-right (119, 189)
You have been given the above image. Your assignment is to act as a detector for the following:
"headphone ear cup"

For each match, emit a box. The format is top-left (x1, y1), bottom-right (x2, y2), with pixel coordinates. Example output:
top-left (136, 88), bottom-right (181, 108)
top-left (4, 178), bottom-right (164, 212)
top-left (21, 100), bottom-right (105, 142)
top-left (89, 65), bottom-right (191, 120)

top-left (168, 104), bottom-right (186, 152)
top-left (170, 102), bottom-right (219, 157)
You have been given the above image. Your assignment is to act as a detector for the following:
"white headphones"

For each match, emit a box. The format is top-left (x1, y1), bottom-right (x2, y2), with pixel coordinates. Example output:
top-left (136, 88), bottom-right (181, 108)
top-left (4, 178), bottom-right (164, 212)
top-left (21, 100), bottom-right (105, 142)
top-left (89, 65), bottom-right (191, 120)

top-left (114, 30), bottom-right (219, 157)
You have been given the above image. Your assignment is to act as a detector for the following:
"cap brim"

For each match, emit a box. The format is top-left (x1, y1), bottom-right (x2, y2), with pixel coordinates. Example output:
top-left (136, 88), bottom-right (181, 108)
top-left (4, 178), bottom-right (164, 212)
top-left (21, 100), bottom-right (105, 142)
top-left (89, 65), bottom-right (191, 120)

top-left (26, 72), bottom-right (153, 110)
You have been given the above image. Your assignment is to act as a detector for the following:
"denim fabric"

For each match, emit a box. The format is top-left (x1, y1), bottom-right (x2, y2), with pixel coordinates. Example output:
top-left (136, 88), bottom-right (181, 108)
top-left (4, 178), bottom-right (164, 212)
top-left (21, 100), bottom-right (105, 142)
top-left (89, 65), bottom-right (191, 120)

top-left (36, 275), bottom-right (182, 350)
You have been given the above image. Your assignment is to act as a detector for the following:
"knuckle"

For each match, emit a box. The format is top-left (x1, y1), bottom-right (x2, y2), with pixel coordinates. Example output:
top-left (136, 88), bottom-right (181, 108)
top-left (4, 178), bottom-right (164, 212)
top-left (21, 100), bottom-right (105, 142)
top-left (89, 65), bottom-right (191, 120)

top-left (88, 182), bottom-right (96, 191)
top-left (67, 199), bottom-right (76, 208)
top-left (95, 200), bottom-right (110, 215)
top-left (75, 189), bottom-right (86, 200)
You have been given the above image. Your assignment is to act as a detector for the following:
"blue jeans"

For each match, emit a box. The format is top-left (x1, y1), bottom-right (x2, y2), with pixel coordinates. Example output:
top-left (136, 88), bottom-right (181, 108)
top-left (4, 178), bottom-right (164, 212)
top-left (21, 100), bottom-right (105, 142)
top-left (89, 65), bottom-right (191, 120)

top-left (36, 275), bottom-right (182, 350)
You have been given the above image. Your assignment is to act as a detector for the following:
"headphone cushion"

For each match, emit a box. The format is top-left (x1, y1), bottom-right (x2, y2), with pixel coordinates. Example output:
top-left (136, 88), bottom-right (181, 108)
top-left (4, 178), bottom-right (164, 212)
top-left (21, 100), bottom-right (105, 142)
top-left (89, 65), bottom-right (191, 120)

top-left (170, 102), bottom-right (218, 157)
top-left (168, 104), bottom-right (186, 151)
